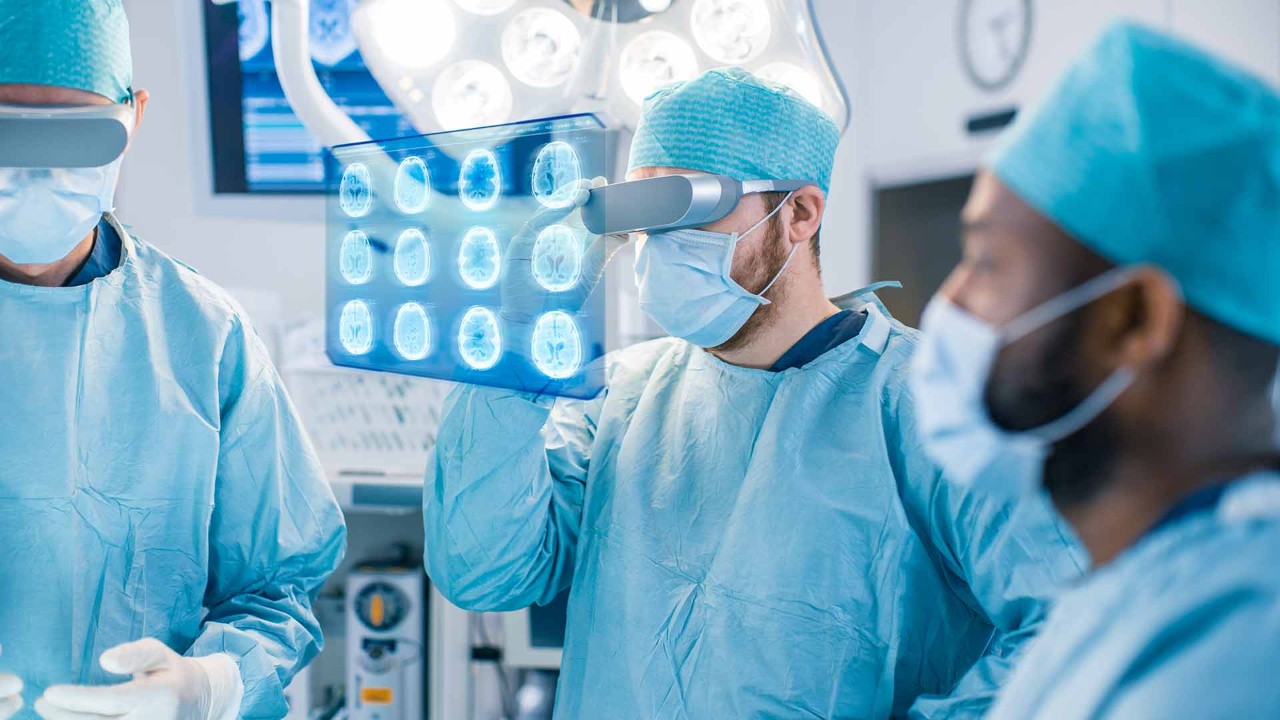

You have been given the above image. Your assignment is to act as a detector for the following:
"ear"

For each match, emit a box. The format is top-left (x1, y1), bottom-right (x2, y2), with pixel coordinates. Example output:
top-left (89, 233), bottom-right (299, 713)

top-left (1112, 265), bottom-right (1184, 371)
top-left (131, 89), bottom-right (149, 133)
top-left (784, 185), bottom-right (825, 247)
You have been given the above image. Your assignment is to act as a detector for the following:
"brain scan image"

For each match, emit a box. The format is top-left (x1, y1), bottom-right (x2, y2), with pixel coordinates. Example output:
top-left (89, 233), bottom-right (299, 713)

top-left (459, 148), bottom-right (502, 211)
top-left (531, 141), bottom-right (583, 209)
top-left (394, 228), bottom-right (431, 287)
top-left (532, 224), bottom-right (583, 292)
top-left (531, 311), bottom-right (583, 380)
top-left (339, 162), bottom-right (373, 218)
top-left (458, 306), bottom-right (503, 370)
top-left (309, 0), bottom-right (359, 67)
top-left (338, 299), bottom-right (375, 355)
top-left (458, 227), bottom-right (502, 290)
top-left (393, 303), bottom-right (433, 361)
top-left (339, 229), bottom-right (374, 285)
top-left (394, 156), bottom-right (432, 214)
top-left (237, 0), bottom-right (269, 62)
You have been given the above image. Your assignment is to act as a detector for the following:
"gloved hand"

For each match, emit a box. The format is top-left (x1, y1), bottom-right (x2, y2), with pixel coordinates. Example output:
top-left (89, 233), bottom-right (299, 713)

top-left (0, 646), bottom-right (21, 720)
top-left (0, 672), bottom-right (20, 720)
top-left (500, 176), bottom-right (627, 325)
top-left (34, 639), bottom-right (243, 720)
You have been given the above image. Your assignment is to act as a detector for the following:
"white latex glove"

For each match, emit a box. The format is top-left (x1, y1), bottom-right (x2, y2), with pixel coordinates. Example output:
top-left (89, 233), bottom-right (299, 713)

top-left (1, 643), bottom-right (23, 720)
top-left (34, 639), bottom-right (243, 720)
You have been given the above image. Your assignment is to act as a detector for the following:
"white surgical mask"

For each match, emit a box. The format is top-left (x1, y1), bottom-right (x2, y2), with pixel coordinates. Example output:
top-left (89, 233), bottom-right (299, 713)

top-left (634, 192), bottom-right (796, 348)
top-left (910, 267), bottom-right (1139, 496)
top-left (0, 160), bottom-right (124, 265)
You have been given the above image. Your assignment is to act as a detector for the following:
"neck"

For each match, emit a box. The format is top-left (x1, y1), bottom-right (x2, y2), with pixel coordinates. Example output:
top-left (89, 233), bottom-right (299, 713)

top-left (0, 228), bottom-right (98, 287)
top-left (710, 262), bottom-right (840, 369)
top-left (1058, 398), bottom-right (1278, 567)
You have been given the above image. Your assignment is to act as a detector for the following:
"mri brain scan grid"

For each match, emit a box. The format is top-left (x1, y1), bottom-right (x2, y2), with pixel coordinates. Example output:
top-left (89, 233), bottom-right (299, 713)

top-left (326, 114), bottom-right (607, 398)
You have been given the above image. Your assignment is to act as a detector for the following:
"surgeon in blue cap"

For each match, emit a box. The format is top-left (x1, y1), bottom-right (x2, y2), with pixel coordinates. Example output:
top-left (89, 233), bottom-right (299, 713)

top-left (910, 21), bottom-right (1280, 718)
top-left (0, 3), bottom-right (346, 719)
top-left (424, 67), bottom-right (1084, 719)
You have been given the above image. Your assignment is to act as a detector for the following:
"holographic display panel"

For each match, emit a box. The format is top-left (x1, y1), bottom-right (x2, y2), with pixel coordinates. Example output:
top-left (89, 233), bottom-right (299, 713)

top-left (326, 114), bottom-right (608, 399)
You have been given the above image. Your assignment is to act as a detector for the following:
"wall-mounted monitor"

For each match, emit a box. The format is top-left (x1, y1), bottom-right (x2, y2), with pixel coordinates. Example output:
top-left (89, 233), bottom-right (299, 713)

top-left (202, 0), bottom-right (417, 194)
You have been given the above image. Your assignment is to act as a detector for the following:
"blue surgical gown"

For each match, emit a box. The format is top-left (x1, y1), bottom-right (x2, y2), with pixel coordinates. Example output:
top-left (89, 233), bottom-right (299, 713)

top-left (985, 472), bottom-right (1280, 719)
top-left (0, 215), bottom-right (347, 719)
top-left (424, 300), bottom-right (1085, 719)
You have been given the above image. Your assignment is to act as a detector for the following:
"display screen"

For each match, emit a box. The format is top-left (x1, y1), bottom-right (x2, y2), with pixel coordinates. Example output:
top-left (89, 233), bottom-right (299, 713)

top-left (326, 114), bottom-right (610, 399)
top-left (203, 0), bottom-right (417, 194)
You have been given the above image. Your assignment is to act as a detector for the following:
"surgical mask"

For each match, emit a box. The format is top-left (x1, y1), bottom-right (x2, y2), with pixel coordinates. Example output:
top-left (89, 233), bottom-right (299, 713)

top-left (634, 192), bottom-right (796, 348)
top-left (910, 267), bottom-right (1139, 496)
top-left (0, 159), bottom-right (123, 265)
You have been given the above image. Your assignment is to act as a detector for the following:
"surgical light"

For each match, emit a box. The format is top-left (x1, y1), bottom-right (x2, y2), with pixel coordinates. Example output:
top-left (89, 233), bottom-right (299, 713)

top-left (501, 8), bottom-right (584, 89)
top-left (394, 155), bottom-right (432, 214)
top-left (458, 306), bottom-right (503, 370)
top-left (458, 148), bottom-right (503, 211)
top-left (432, 60), bottom-right (515, 130)
top-left (393, 303), bottom-right (433, 360)
top-left (757, 62), bottom-right (823, 108)
top-left (531, 311), bottom-right (583, 380)
top-left (691, 0), bottom-right (773, 64)
top-left (458, 226), bottom-right (502, 290)
top-left (394, 228), bottom-right (431, 286)
top-left (639, 0), bottom-right (674, 11)
top-left (619, 31), bottom-right (700, 105)
top-left (361, 0), bottom-right (457, 70)
top-left (454, 0), bottom-right (517, 16)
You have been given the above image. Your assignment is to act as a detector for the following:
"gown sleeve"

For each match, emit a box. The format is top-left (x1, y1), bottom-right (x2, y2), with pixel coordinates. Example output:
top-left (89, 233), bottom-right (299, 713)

top-left (187, 315), bottom-right (348, 719)
top-left (423, 384), bottom-right (602, 612)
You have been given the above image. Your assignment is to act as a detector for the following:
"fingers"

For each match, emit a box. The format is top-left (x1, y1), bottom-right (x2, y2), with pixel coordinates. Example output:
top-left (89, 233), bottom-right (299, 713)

top-left (38, 682), bottom-right (146, 717)
top-left (33, 696), bottom-right (118, 720)
top-left (98, 638), bottom-right (172, 676)
top-left (0, 695), bottom-right (22, 720)
top-left (0, 674), bottom-right (20, 698)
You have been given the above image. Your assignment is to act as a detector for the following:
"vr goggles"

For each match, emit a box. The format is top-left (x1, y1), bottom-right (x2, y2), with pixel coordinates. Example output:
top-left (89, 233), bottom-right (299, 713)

top-left (0, 103), bottom-right (133, 168)
top-left (582, 174), bottom-right (812, 236)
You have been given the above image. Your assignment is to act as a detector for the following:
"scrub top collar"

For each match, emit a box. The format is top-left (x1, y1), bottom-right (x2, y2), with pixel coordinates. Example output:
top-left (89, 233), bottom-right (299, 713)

top-left (690, 298), bottom-right (896, 380)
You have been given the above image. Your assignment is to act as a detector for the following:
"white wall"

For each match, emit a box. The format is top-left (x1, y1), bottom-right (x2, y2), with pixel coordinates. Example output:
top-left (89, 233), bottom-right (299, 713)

top-left (118, 0), bottom-right (327, 321)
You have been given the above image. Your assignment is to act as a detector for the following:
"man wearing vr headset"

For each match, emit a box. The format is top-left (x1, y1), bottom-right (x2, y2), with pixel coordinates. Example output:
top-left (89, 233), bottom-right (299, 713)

top-left (425, 68), bottom-right (1082, 719)
top-left (0, 3), bottom-right (346, 719)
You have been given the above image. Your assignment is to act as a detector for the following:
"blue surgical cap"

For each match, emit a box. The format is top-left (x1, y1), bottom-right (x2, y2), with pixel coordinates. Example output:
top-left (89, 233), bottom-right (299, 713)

top-left (628, 67), bottom-right (841, 194)
top-left (990, 21), bottom-right (1280, 345)
top-left (0, 0), bottom-right (133, 103)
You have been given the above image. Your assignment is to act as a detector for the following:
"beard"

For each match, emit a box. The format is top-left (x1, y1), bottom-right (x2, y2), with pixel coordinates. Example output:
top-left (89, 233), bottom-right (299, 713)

top-left (710, 219), bottom-right (793, 354)
top-left (984, 310), bottom-right (1120, 510)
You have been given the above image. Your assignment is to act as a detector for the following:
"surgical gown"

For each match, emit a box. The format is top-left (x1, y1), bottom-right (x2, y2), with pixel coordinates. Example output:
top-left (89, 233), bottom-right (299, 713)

top-left (0, 215), bottom-right (347, 719)
top-left (424, 300), bottom-right (1085, 719)
top-left (985, 472), bottom-right (1280, 719)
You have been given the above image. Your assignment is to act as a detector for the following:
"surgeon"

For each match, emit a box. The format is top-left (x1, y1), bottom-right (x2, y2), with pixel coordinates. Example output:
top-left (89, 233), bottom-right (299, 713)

top-left (911, 22), bottom-right (1280, 719)
top-left (424, 67), bottom-right (1083, 719)
top-left (0, 3), bottom-right (346, 719)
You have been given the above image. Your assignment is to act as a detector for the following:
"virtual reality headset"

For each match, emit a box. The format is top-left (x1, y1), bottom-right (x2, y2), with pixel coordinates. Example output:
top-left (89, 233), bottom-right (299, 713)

top-left (582, 174), bottom-right (813, 236)
top-left (0, 102), bottom-right (133, 168)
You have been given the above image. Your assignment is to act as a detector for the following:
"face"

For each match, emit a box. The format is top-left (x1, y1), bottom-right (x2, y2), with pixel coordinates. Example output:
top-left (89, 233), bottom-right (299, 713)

top-left (626, 165), bottom-right (798, 349)
top-left (943, 170), bottom-right (1121, 505)
top-left (0, 84), bottom-right (148, 274)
